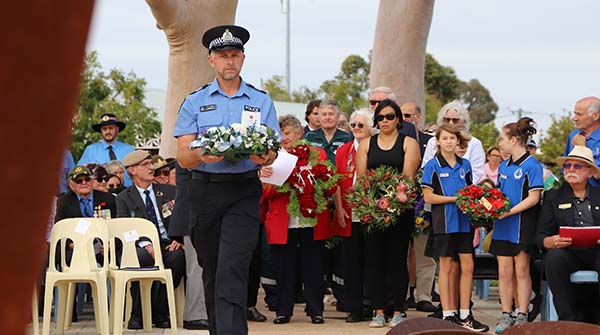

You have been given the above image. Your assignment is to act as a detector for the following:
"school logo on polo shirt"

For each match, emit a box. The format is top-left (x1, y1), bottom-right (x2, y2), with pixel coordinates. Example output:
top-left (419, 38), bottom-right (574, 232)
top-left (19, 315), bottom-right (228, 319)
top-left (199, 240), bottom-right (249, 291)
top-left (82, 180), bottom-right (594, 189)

top-left (459, 168), bottom-right (466, 179)
top-left (514, 168), bottom-right (523, 180)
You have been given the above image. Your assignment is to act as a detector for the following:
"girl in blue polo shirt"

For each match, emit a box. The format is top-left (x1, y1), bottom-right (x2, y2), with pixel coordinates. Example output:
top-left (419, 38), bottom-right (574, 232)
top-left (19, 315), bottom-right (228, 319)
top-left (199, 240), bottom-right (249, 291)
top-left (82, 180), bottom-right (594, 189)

top-left (491, 117), bottom-right (543, 333)
top-left (422, 124), bottom-right (486, 331)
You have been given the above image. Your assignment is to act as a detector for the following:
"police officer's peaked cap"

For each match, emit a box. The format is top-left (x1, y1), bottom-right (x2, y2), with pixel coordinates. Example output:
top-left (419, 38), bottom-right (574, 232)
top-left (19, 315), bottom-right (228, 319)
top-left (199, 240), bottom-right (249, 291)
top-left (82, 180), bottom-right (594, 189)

top-left (92, 113), bottom-right (126, 132)
top-left (202, 25), bottom-right (250, 53)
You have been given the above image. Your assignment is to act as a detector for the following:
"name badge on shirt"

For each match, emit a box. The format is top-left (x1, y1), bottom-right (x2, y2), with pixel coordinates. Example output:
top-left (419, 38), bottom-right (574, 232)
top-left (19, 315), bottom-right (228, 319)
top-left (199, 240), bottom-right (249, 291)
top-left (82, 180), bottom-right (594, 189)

top-left (558, 203), bottom-right (572, 209)
top-left (200, 104), bottom-right (217, 112)
top-left (439, 172), bottom-right (450, 177)
top-left (161, 200), bottom-right (175, 218)
top-left (241, 105), bottom-right (261, 126)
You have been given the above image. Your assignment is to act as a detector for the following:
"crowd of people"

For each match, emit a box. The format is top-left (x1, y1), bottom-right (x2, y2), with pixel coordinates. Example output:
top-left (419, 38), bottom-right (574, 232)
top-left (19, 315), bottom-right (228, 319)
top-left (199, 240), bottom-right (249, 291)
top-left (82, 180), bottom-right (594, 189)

top-left (46, 23), bottom-right (600, 335)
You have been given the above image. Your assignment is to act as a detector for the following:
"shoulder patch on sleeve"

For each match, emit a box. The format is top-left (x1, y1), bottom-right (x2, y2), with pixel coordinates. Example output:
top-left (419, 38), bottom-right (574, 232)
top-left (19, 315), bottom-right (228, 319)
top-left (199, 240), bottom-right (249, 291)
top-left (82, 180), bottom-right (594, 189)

top-left (246, 83), bottom-right (267, 95)
top-left (189, 82), bottom-right (211, 96)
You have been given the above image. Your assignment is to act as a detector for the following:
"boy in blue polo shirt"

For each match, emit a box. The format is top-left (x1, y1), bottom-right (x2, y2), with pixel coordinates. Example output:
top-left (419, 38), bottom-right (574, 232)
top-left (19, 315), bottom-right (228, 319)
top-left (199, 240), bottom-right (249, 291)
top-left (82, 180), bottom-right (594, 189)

top-left (422, 124), bottom-right (487, 332)
top-left (491, 117), bottom-right (543, 333)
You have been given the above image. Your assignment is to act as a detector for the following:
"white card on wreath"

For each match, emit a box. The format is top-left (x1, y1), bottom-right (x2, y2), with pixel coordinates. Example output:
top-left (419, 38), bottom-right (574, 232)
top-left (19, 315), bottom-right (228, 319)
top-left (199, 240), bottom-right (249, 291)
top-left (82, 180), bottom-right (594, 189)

top-left (260, 150), bottom-right (298, 186)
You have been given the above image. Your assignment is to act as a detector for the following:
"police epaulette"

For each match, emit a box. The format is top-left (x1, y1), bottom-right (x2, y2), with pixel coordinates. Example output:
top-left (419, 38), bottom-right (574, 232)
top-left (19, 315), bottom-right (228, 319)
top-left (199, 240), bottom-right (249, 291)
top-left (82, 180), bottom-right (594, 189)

top-left (246, 83), bottom-right (267, 95)
top-left (189, 82), bottom-right (211, 95)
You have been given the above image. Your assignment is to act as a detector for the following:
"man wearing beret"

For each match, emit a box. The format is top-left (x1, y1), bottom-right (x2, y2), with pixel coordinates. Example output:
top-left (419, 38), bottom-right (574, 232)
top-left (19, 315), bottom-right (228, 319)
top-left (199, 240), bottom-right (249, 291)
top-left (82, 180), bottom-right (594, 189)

top-left (174, 25), bottom-right (280, 335)
top-left (537, 146), bottom-right (600, 321)
top-left (78, 113), bottom-right (135, 186)
top-left (116, 150), bottom-right (185, 329)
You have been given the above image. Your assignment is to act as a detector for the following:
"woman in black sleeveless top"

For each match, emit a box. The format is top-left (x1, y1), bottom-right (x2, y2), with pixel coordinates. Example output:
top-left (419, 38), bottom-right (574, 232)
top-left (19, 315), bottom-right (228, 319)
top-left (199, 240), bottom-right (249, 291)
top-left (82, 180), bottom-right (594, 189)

top-left (355, 99), bottom-right (421, 327)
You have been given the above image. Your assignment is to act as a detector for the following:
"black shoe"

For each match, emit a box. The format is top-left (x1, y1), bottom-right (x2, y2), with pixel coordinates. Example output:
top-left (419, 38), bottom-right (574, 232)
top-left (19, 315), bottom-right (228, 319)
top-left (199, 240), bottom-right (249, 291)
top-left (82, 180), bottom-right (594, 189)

top-left (273, 316), bottom-right (290, 324)
top-left (154, 318), bottom-right (171, 328)
top-left (460, 314), bottom-right (489, 332)
top-left (127, 318), bottom-right (143, 330)
top-left (406, 295), bottom-right (417, 309)
top-left (528, 296), bottom-right (542, 322)
top-left (416, 300), bottom-right (437, 313)
top-left (431, 290), bottom-right (440, 302)
top-left (427, 304), bottom-right (442, 319)
top-left (183, 319), bottom-right (209, 330)
top-left (311, 316), bottom-right (325, 324)
top-left (247, 306), bottom-right (267, 322)
top-left (443, 313), bottom-right (462, 325)
top-left (345, 312), bottom-right (363, 323)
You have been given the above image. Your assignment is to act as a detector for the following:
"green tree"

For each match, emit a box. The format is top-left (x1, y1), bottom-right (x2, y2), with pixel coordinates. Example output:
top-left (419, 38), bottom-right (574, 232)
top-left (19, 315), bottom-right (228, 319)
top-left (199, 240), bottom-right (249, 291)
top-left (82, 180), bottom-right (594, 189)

top-left (470, 122), bottom-right (499, 152)
top-left (424, 53), bottom-right (461, 103)
top-left (72, 51), bottom-right (161, 160)
top-left (460, 79), bottom-right (499, 124)
top-left (260, 75), bottom-right (291, 102)
top-left (538, 113), bottom-right (575, 174)
top-left (319, 54), bottom-right (370, 114)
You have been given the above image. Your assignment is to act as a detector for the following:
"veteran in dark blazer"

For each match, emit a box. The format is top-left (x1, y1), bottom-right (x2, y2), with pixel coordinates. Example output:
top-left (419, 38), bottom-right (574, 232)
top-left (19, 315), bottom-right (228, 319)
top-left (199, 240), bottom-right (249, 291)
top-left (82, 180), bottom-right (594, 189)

top-left (536, 146), bottom-right (600, 321)
top-left (116, 150), bottom-right (185, 330)
top-left (56, 165), bottom-right (116, 221)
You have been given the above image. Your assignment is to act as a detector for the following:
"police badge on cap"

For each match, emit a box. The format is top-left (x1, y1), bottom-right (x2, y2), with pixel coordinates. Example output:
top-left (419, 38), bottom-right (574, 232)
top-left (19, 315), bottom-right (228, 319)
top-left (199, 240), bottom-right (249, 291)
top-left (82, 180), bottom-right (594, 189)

top-left (202, 25), bottom-right (250, 53)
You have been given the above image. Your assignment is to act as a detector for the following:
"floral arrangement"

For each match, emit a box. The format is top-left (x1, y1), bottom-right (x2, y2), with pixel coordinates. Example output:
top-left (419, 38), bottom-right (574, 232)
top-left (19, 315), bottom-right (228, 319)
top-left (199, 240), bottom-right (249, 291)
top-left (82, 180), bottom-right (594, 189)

top-left (455, 184), bottom-right (511, 228)
top-left (348, 165), bottom-right (418, 233)
top-left (413, 195), bottom-right (431, 238)
top-left (190, 123), bottom-right (280, 163)
top-left (277, 141), bottom-right (340, 226)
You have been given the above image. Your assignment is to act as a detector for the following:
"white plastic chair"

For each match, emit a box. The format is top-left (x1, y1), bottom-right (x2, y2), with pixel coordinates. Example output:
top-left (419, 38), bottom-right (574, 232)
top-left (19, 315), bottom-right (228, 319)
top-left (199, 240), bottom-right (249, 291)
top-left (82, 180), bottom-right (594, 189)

top-left (107, 217), bottom-right (178, 335)
top-left (42, 218), bottom-right (110, 335)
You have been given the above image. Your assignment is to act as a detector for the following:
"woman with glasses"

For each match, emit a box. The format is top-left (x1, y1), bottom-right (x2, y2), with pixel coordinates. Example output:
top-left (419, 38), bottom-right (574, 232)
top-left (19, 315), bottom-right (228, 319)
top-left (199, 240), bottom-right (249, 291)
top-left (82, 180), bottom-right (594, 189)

top-left (355, 99), bottom-right (420, 328)
top-left (333, 108), bottom-right (377, 323)
top-left (421, 100), bottom-right (486, 183)
top-left (152, 155), bottom-right (176, 184)
top-left (107, 174), bottom-right (124, 195)
top-left (480, 147), bottom-right (502, 185)
top-left (491, 117), bottom-right (543, 333)
top-left (86, 163), bottom-right (110, 193)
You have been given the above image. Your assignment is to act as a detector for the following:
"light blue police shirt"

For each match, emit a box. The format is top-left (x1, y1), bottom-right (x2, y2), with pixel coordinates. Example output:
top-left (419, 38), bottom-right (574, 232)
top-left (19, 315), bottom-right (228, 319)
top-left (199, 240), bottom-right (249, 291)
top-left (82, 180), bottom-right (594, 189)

top-left (77, 140), bottom-right (135, 186)
top-left (173, 78), bottom-right (281, 174)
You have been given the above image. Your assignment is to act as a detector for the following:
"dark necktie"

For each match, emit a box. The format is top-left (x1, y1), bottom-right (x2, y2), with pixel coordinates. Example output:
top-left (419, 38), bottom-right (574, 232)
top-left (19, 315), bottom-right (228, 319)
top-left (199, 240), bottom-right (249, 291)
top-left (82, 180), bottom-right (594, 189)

top-left (107, 145), bottom-right (117, 161)
top-left (144, 190), bottom-right (159, 227)
top-left (80, 198), bottom-right (92, 217)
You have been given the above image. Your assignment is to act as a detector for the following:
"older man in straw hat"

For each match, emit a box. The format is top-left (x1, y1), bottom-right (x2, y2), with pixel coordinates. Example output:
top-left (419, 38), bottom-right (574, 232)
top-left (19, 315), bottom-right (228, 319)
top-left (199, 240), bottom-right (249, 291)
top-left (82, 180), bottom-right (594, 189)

top-left (537, 145), bottom-right (600, 321)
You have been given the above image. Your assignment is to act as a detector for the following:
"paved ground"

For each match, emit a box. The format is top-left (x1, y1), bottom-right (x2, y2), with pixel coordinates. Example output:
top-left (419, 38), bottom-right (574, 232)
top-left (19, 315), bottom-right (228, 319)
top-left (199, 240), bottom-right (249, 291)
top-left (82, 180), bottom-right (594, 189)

top-left (29, 287), bottom-right (504, 335)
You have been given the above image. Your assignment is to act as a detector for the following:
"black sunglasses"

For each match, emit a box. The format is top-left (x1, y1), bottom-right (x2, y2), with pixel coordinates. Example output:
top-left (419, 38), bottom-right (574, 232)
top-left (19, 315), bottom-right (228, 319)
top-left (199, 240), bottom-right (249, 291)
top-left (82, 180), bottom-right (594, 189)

top-left (74, 176), bottom-right (92, 184)
top-left (96, 176), bottom-right (109, 183)
top-left (443, 117), bottom-right (461, 124)
top-left (375, 113), bottom-right (397, 122)
top-left (350, 123), bottom-right (364, 129)
top-left (108, 183), bottom-right (122, 189)
top-left (369, 100), bottom-right (382, 106)
top-left (403, 113), bottom-right (413, 119)
top-left (154, 170), bottom-right (170, 177)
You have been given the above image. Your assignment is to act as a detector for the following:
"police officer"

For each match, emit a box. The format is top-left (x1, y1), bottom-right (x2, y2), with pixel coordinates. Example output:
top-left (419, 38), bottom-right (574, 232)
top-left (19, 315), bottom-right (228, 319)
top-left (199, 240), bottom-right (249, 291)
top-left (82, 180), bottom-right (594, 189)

top-left (174, 25), bottom-right (280, 335)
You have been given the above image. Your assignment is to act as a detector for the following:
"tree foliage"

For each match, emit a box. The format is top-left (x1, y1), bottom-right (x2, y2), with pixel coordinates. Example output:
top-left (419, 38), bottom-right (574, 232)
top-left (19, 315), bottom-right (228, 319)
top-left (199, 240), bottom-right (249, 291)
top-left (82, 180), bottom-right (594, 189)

top-left (538, 113), bottom-right (575, 173)
top-left (262, 52), bottom-right (498, 124)
top-left (72, 51), bottom-right (161, 160)
top-left (424, 53), bottom-right (461, 103)
top-left (460, 79), bottom-right (499, 124)
top-left (470, 122), bottom-right (499, 152)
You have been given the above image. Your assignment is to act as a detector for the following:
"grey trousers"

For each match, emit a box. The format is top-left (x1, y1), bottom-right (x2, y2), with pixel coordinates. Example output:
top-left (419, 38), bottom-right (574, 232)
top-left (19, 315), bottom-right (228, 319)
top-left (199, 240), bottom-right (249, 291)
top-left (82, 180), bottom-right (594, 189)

top-left (184, 235), bottom-right (208, 320)
top-left (414, 232), bottom-right (437, 302)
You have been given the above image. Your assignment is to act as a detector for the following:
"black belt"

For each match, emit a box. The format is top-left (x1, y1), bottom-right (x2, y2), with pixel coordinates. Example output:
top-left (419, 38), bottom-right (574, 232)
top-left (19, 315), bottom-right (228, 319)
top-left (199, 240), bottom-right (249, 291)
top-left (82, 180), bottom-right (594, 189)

top-left (192, 170), bottom-right (258, 183)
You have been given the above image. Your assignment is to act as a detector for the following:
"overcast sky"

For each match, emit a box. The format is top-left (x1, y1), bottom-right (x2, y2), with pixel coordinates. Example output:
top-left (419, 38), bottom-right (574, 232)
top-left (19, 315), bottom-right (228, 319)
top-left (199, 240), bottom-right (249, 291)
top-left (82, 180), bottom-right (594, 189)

top-left (87, 0), bottom-right (600, 134)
